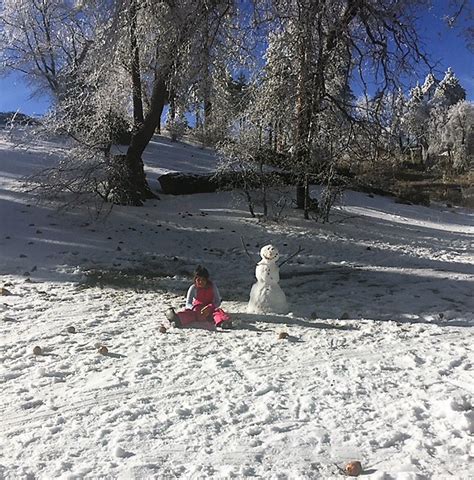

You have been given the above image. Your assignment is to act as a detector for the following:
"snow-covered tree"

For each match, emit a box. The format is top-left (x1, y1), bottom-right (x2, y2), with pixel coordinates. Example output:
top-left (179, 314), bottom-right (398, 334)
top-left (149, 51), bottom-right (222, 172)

top-left (190, 67), bottom-right (247, 147)
top-left (256, 27), bottom-right (298, 155)
top-left (421, 73), bottom-right (439, 101)
top-left (391, 89), bottom-right (410, 157)
top-left (216, 118), bottom-right (290, 219)
top-left (4, 0), bottom-right (472, 210)
top-left (241, 0), bottom-right (436, 219)
top-left (403, 68), bottom-right (467, 166)
top-left (165, 108), bottom-right (188, 142)
top-left (0, 0), bottom-right (105, 100)
top-left (404, 82), bottom-right (431, 162)
top-left (433, 67), bottom-right (466, 108)
top-left (118, 0), bottom-right (238, 204)
top-left (434, 100), bottom-right (474, 172)
top-left (350, 89), bottom-right (410, 175)
top-left (14, 1), bottom-right (239, 206)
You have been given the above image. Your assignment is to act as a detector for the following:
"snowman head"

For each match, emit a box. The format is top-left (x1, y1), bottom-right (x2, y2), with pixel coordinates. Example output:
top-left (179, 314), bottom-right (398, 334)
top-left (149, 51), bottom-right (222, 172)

top-left (260, 244), bottom-right (279, 262)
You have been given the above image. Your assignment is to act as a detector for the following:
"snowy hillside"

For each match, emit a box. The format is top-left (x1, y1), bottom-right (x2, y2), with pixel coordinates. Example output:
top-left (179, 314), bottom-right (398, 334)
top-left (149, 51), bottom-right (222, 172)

top-left (0, 131), bottom-right (473, 479)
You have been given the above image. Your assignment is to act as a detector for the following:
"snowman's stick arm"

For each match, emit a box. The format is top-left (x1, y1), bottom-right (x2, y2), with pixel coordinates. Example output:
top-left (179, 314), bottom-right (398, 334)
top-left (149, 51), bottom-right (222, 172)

top-left (278, 246), bottom-right (304, 268)
top-left (240, 236), bottom-right (257, 264)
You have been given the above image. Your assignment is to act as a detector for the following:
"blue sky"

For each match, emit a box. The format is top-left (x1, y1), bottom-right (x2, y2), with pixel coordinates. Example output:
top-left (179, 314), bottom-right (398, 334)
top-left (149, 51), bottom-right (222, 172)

top-left (417, 2), bottom-right (474, 97)
top-left (0, 3), bottom-right (472, 116)
top-left (0, 74), bottom-right (51, 116)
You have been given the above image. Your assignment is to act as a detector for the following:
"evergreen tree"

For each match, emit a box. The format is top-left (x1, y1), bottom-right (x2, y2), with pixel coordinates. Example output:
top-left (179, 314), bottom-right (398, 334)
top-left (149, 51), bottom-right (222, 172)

top-left (421, 73), bottom-right (439, 101)
top-left (433, 68), bottom-right (466, 107)
top-left (403, 68), bottom-right (467, 166)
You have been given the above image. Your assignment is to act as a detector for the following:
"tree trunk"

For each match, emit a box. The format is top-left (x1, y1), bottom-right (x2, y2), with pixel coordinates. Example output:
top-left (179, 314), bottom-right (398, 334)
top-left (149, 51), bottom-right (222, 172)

top-left (303, 175), bottom-right (310, 220)
top-left (204, 97), bottom-right (212, 128)
top-left (294, 13), bottom-right (312, 211)
top-left (295, 77), bottom-right (311, 209)
top-left (195, 109), bottom-right (202, 129)
top-left (296, 184), bottom-right (306, 209)
top-left (129, 0), bottom-right (144, 128)
top-left (421, 141), bottom-right (429, 165)
top-left (121, 75), bottom-right (167, 205)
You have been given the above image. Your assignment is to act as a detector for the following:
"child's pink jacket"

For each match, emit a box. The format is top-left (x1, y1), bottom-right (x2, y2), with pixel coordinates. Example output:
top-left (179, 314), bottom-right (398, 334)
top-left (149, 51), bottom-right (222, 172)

top-left (177, 281), bottom-right (230, 326)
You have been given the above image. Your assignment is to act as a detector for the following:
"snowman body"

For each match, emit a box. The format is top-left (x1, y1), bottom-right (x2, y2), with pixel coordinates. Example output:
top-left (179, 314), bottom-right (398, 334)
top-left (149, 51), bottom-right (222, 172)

top-left (247, 245), bottom-right (289, 314)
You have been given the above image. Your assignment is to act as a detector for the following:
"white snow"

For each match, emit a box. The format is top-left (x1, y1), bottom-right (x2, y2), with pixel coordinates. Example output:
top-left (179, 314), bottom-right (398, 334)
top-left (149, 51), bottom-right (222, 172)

top-left (0, 129), bottom-right (473, 479)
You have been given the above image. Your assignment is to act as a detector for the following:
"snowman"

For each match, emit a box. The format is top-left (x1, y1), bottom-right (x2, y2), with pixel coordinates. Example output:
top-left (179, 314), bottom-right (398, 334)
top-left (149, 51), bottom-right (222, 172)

top-left (247, 244), bottom-right (289, 314)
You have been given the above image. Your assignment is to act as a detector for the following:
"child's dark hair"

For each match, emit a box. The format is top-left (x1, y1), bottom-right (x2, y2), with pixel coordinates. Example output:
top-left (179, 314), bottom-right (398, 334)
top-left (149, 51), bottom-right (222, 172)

top-left (194, 265), bottom-right (209, 279)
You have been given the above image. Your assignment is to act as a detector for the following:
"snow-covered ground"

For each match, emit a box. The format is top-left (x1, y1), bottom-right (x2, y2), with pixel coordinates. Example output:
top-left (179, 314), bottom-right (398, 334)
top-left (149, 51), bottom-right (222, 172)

top-left (0, 130), bottom-right (473, 479)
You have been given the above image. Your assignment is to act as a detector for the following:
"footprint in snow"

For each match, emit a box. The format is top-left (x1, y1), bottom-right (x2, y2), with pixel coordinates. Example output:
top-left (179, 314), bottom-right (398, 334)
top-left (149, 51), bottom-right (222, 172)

top-left (114, 446), bottom-right (135, 458)
top-left (448, 357), bottom-right (465, 368)
top-left (176, 407), bottom-right (192, 418)
top-left (218, 358), bottom-right (233, 368)
top-left (21, 399), bottom-right (43, 410)
top-left (254, 384), bottom-right (279, 396)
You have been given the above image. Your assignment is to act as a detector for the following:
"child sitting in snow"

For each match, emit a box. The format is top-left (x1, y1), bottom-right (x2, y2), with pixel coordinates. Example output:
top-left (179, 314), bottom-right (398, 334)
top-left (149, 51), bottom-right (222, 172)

top-left (166, 265), bottom-right (232, 329)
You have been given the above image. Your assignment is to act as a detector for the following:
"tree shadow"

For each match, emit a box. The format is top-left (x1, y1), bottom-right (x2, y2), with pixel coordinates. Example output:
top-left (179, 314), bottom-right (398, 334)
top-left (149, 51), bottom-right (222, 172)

top-left (1, 142), bottom-right (472, 337)
top-left (103, 352), bottom-right (127, 359)
top-left (168, 319), bottom-right (270, 334)
top-left (235, 312), bottom-right (357, 331)
top-left (35, 352), bottom-right (61, 358)
top-left (278, 263), bottom-right (474, 328)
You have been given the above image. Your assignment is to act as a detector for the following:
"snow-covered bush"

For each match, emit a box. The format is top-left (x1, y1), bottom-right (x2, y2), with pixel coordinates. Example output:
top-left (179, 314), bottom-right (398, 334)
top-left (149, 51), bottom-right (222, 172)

top-left (192, 117), bottom-right (231, 148)
top-left (166, 113), bottom-right (189, 142)
top-left (24, 41), bottom-right (136, 207)
top-left (438, 101), bottom-right (474, 173)
top-left (217, 129), bottom-right (290, 220)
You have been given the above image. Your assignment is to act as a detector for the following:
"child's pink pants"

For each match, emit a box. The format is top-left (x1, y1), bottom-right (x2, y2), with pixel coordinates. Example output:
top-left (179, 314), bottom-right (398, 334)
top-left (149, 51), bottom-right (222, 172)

top-left (177, 303), bottom-right (230, 327)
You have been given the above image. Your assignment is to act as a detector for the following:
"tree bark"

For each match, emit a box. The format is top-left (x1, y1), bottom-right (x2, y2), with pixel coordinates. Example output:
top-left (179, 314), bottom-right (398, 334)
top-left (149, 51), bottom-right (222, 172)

top-left (130, 0), bottom-right (144, 128)
top-left (204, 97), bottom-right (213, 128)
